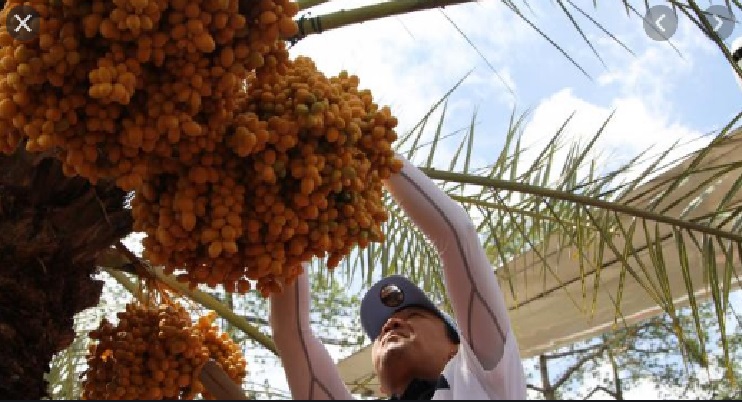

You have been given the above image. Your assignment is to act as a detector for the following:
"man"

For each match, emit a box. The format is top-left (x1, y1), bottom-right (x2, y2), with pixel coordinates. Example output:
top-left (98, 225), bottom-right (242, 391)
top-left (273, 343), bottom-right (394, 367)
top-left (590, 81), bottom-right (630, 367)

top-left (268, 154), bottom-right (526, 399)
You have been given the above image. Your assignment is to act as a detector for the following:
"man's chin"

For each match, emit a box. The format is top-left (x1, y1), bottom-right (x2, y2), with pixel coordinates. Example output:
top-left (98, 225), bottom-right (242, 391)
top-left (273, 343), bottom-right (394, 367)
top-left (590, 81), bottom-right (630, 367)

top-left (379, 341), bottom-right (410, 363)
top-left (378, 343), bottom-right (413, 383)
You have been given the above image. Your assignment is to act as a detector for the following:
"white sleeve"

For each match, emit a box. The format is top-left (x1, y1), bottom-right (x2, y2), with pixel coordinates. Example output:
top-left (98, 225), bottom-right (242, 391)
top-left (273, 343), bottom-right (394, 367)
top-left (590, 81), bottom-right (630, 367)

top-left (269, 270), bottom-right (354, 400)
top-left (383, 155), bottom-right (522, 374)
top-left (438, 334), bottom-right (526, 400)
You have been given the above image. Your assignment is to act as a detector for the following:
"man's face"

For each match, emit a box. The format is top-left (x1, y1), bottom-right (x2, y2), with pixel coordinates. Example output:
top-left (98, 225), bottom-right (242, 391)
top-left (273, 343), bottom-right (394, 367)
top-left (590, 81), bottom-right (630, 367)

top-left (370, 306), bottom-right (456, 392)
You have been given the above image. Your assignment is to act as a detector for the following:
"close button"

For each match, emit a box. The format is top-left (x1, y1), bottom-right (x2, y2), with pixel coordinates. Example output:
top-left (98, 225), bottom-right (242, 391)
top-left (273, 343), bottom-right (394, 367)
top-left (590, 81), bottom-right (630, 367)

top-left (6, 5), bottom-right (40, 42)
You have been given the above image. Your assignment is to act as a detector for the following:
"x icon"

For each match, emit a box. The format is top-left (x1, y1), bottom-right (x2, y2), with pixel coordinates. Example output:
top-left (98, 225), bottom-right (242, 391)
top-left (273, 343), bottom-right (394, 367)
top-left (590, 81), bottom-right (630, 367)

top-left (14, 14), bottom-right (32, 33)
top-left (6, 5), bottom-right (40, 41)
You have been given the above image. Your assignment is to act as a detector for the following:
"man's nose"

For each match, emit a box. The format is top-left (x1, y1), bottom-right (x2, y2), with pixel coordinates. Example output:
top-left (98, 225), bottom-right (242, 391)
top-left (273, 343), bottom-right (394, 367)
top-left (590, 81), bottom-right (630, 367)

top-left (380, 316), bottom-right (403, 334)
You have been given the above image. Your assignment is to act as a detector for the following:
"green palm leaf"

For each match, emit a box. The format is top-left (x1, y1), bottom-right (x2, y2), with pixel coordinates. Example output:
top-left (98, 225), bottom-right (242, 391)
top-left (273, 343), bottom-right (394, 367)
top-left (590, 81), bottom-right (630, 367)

top-left (342, 102), bottom-right (742, 379)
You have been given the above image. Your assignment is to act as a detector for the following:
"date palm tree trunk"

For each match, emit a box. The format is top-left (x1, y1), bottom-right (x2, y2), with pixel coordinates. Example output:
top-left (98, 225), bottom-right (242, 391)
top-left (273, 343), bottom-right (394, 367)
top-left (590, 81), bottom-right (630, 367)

top-left (0, 144), bottom-right (132, 399)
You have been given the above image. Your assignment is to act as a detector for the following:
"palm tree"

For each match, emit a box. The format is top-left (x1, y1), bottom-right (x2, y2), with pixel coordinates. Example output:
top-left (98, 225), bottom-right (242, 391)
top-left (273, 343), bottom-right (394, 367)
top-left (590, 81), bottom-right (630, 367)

top-left (3, 0), bottom-right (741, 399)
top-left (0, 144), bottom-right (132, 399)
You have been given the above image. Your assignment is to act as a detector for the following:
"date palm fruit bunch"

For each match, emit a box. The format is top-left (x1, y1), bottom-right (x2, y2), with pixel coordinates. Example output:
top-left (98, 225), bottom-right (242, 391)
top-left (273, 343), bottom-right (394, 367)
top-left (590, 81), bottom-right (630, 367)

top-left (133, 56), bottom-right (402, 297)
top-left (237, 56), bottom-right (404, 295)
top-left (195, 311), bottom-right (246, 400)
top-left (0, 0), bottom-right (402, 296)
top-left (0, 0), bottom-right (299, 184)
top-left (82, 301), bottom-right (246, 400)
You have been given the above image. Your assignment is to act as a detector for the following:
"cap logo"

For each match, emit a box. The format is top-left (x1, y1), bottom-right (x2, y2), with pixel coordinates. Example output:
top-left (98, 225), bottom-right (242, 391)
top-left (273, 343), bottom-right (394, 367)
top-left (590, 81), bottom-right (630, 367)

top-left (379, 283), bottom-right (404, 307)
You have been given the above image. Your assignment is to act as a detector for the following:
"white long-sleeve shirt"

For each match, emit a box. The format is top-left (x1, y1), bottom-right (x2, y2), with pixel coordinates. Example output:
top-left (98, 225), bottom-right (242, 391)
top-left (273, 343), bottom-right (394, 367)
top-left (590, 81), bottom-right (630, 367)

top-left (269, 155), bottom-right (527, 400)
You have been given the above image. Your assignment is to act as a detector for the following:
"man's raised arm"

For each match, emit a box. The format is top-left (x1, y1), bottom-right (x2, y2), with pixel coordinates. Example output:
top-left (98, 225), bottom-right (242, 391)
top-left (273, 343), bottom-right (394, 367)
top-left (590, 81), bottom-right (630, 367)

top-left (382, 154), bottom-right (516, 372)
top-left (269, 269), bottom-right (353, 400)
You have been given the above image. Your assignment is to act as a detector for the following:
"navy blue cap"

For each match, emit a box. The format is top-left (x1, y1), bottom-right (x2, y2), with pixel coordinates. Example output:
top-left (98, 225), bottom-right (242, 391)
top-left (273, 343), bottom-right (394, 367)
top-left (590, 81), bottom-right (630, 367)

top-left (360, 275), bottom-right (459, 344)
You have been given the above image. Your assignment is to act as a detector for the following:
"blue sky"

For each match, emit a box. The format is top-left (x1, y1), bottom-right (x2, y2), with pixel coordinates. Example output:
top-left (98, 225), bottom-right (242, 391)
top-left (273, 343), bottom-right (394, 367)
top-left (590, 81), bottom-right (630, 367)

top-left (291, 0), bottom-right (741, 177)
top-left (112, 1), bottom-right (742, 399)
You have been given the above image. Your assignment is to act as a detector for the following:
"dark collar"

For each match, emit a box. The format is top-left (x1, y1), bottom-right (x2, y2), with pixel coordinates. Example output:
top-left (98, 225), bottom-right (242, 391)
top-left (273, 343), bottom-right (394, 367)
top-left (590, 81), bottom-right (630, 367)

top-left (389, 376), bottom-right (449, 400)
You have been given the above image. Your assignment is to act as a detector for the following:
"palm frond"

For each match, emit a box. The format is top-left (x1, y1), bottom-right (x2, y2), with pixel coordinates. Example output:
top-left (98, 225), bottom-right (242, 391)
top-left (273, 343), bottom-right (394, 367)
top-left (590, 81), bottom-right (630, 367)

top-left (439, 9), bottom-right (516, 97)
top-left (345, 86), bottom-right (742, 376)
top-left (555, 0), bottom-right (608, 69)
top-left (296, 1), bottom-right (742, 95)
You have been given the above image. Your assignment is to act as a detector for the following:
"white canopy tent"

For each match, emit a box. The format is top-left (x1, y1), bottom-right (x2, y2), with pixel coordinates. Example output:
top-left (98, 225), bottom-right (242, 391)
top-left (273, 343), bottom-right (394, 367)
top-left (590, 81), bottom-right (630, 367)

top-left (336, 130), bottom-right (742, 397)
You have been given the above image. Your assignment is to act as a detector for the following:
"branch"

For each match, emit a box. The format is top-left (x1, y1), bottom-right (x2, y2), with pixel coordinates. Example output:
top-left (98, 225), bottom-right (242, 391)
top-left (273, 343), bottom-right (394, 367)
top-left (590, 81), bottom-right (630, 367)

top-left (543, 343), bottom-right (605, 360)
top-left (101, 242), bottom-right (279, 356)
top-left (290, 0), bottom-right (475, 41)
top-left (105, 268), bottom-right (148, 305)
top-left (527, 384), bottom-right (544, 392)
top-left (583, 386), bottom-right (617, 400)
top-left (420, 168), bottom-right (742, 243)
top-left (539, 355), bottom-right (553, 398)
top-left (606, 341), bottom-right (623, 400)
top-left (631, 347), bottom-right (676, 354)
top-left (552, 344), bottom-right (609, 389)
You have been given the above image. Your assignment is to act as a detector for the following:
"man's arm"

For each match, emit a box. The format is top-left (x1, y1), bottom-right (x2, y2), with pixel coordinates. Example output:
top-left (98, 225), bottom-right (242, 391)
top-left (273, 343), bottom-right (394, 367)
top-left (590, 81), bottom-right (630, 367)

top-left (269, 268), bottom-right (354, 400)
top-left (383, 155), bottom-right (516, 371)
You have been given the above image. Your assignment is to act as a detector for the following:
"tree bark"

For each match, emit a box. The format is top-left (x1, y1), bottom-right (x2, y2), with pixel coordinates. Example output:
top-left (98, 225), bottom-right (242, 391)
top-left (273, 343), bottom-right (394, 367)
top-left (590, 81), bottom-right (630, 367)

top-left (0, 145), bottom-right (132, 399)
top-left (539, 354), bottom-right (557, 400)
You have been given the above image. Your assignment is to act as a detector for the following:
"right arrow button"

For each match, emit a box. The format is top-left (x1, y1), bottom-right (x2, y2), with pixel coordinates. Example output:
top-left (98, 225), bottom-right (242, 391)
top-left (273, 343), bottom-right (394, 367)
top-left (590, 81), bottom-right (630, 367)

top-left (705, 5), bottom-right (736, 40)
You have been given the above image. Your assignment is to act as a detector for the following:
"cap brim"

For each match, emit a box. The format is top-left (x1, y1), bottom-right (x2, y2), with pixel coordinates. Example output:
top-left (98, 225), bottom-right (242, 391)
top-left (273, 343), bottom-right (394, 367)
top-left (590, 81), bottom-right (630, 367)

top-left (360, 275), bottom-right (439, 341)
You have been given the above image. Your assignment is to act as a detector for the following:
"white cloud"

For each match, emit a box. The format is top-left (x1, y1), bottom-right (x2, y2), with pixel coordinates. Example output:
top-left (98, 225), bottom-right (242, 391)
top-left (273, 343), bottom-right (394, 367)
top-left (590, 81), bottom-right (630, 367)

top-left (519, 88), bottom-right (707, 187)
top-left (466, 66), bottom-right (518, 108)
top-left (596, 44), bottom-right (684, 108)
top-left (289, 1), bottom-right (535, 138)
top-left (594, 10), bottom-right (719, 112)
